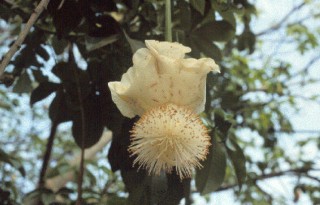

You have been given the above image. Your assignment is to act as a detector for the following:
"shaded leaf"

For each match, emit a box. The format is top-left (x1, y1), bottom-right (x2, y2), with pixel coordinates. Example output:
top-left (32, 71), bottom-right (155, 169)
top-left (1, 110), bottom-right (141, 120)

top-left (177, 0), bottom-right (191, 31)
top-left (196, 130), bottom-right (227, 195)
top-left (190, 0), bottom-right (205, 15)
top-left (30, 82), bottom-right (60, 106)
top-left (51, 36), bottom-right (68, 55)
top-left (107, 195), bottom-right (127, 205)
top-left (214, 108), bottom-right (232, 136)
top-left (48, 0), bottom-right (83, 38)
top-left (108, 117), bottom-right (136, 172)
top-left (211, 2), bottom-right (236, 28)
top-left (0, 149), bottom-right (26, 177)
top-left (12, 72), bottom-right (33, 94)
top-left (237, 30), bottom-right (256, 54)
top-left (161, 172), bottom-right (190, 205)
top-left (51, 62), bottom-right (70, 80)
top-left (121, 170), bottom-right (151, 205)
top-left (90, 0), bottom-right (117, 12)
top-left (192, 37), bottom-right (222, 61)
top-left (124, 32), bottom-right (145, 53)
top-left (151, 174), bottom-right (167, 204)
top-left (226, 137), bottom-right (247, 190)
top-left (88, 15), bottom-right (120, 38)
top-left (32, 69), bottom-right (49, 83)
top-left (71, 94), bottom-right (105, 148)
top-left (36, 45), bottom-right (50, 61)
top-left (193, 20), bottom-right (235, 42)
top-left (85, 34), bottom-right (119, 51)
top-left (49, 90), bottom-right (73, 123)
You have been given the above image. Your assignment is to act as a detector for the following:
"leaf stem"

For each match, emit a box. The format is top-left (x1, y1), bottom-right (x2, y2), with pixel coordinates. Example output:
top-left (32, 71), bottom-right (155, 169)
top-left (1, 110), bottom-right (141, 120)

top-left (165, 0), bottom-right (172, 42)
top-left (68, 44), bottom-right (86, 205)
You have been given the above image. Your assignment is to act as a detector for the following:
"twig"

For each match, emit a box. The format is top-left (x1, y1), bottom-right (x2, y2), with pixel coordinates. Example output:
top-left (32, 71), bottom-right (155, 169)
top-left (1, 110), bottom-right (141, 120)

top-left (256, 2), bottom-right (305, 36)
top-left (287, 55), bottom-right (320, 80)
top-left (215, 167), bottom-right (320, 192)
top-left (0, 0), bottom-right (50, 79)
top-left (38, 121), bottom-right (58, 188)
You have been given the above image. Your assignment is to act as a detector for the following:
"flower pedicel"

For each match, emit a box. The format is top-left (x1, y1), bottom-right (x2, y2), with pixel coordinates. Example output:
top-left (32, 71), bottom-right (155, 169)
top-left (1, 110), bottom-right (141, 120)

top-left (108, 40), bottom-right (220, 179)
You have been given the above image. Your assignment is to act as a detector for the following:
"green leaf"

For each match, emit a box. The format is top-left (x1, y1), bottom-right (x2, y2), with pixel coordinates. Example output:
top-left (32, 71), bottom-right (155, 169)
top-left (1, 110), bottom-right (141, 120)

top-left (121, 170), bottom-right (150, 205)
top-left (47, 0), bottom-right (83, 38)
top-left (196, 130), bottom-right (227, 195)
top-left (162, 173), bottom-right (190, 205)
top-left (32, 69), bottom-right (49, 83)
top-left (71, 94), bottom-right (105, 148)
top-left (85, 35), bottom-right (119, 51)
top-left (177, 0), bottom-right (191, 31)
top-left (193, 20), bottom-right (235, 42)
top-left (190, 0), bottom-right (206, 15)
top-left (214, 109), bottom-right (233, 136)
top-left (211, 2), bottom-right (236, 28)
top-left (51, 62), bottom-right (71, 81)
top-left (124, 32), bottom-right (145, 53)
top-left (45, 162), bottom-right (71, 178)
top-left (49, 90), bottom-right (73, 123)
top-left (51, 36), bottom-right (68, 55)
top-left (30, 82), bottom-right (60, 106)
top-left (149, 174), bottom-right (167, 204)
top-left (36, 45), bottom-right (50, 61)
top-left (12, 72), bottom-right (33, 94)
top-left (237, 30), bottom-right (256, 54)
top-left (226, 137), bottom-right (247, 190)
top-left (0, 149), bottom-right (26, 177)
top-left (41, 189), bottom-right (55, 205)
top-left (192, 36), bottom-right (222, 61)
top-left (107, 195), bottom-right (127, 205)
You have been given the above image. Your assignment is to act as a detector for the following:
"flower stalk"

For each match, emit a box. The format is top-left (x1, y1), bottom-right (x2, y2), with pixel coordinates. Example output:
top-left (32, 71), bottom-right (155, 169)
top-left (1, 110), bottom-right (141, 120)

top-left (165, 0), bottom-right (172, 42)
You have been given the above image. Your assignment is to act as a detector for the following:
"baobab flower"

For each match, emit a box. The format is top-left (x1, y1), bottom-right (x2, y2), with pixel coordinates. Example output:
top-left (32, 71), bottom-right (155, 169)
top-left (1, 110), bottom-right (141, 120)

top-left (108, 40), bottom-right (220, 179)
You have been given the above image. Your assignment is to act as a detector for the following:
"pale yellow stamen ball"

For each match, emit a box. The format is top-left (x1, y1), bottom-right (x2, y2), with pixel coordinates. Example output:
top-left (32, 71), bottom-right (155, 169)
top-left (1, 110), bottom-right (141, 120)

top-left (129, 103), bottom-right (211, 179)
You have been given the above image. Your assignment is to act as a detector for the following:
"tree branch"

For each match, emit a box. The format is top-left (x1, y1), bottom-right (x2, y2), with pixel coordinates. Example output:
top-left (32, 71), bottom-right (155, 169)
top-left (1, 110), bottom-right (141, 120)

top-left (216, 167), bottom-right (320, 192)
top-left (0, 0), bottom-right (50, 79)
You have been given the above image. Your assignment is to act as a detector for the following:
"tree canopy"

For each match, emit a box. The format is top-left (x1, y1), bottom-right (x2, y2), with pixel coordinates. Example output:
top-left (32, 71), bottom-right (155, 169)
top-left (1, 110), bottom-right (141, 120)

top-left (0, 0), bottom-right (320, 204)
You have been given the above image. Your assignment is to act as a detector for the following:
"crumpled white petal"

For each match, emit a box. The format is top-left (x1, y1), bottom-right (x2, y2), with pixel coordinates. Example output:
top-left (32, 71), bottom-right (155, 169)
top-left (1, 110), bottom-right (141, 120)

top-left (108, 40), bottom-right (220, 118)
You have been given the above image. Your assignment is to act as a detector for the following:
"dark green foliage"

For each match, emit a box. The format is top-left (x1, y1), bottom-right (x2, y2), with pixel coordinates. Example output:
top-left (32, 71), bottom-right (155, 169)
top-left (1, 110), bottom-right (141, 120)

top-left (226, 136), bottom-right (247, 190)
top-left (30, 82), bottom-right (60, 106)
top-left (196, 130), bottom-right (227, 195)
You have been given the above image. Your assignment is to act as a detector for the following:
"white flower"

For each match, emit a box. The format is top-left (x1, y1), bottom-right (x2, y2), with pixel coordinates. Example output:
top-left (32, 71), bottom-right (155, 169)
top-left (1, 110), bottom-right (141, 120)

top-left (108, 40), bottom-right (220, 118)
top-left (129, 103), bottom-right (210, 179)
top-left (108, 40), bottom-right (219, 179)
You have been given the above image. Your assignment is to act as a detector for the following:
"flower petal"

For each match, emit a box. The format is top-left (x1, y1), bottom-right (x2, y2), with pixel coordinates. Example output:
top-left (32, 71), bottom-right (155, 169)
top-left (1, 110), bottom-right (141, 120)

top-left (108, 40), bottom-right (220, 117)
top-left (145, 40), bottom-right (191, 60)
